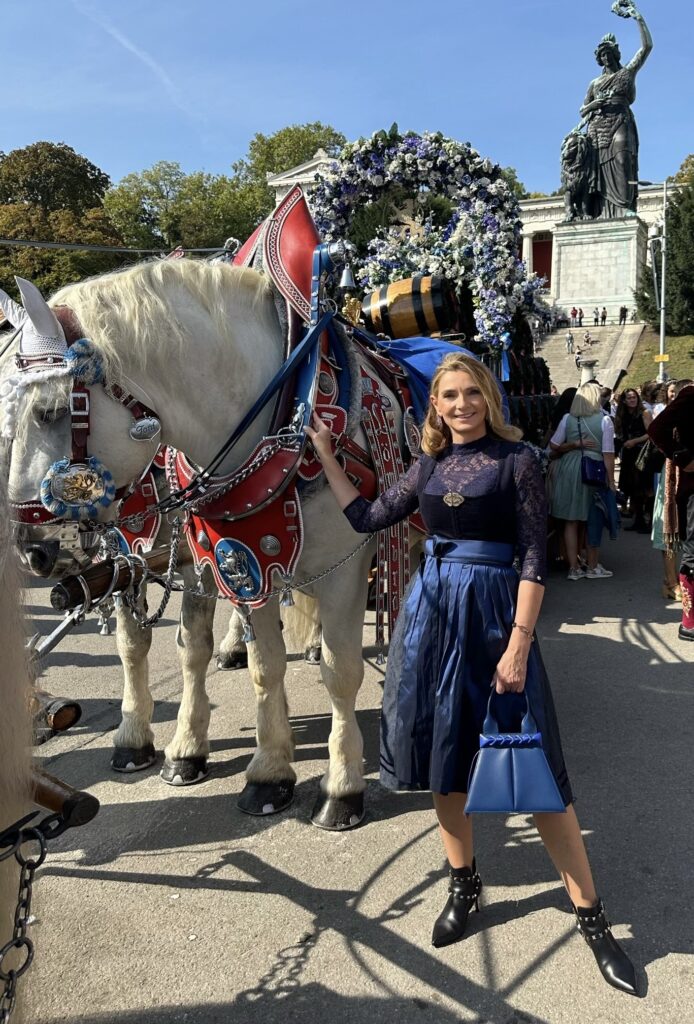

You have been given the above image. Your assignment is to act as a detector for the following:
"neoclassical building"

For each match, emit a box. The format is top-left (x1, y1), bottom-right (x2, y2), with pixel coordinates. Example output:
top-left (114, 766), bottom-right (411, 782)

top-left (267, 152), bottom-right (667, 317)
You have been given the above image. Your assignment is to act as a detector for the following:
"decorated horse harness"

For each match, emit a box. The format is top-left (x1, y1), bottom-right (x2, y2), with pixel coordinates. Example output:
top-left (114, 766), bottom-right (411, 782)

top-left (4, 187), bottom-right (423, 643)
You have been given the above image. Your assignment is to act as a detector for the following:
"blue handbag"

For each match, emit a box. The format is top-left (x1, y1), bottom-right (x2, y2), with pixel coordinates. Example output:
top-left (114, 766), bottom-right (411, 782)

top-left (465, 692), bottom-right (566, 815)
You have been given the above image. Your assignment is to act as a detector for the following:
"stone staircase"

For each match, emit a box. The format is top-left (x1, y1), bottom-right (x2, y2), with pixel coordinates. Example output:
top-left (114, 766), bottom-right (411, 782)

top-left (534, 323), bottom-right (645, 394)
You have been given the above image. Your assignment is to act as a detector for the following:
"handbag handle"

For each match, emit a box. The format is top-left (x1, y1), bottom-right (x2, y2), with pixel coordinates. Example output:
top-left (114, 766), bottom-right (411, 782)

top-left (482, 691), bottom-right (538, 736)
top-left (577, 416), bottom-right (602, 449)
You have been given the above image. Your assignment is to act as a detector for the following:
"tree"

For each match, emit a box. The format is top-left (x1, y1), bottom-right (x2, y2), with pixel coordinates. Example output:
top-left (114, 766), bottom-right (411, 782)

top-left (0, 142), bottom-right (124, 298)
top-left (0, 142), bottom-right (110, 214)
top-left (636, 180), bottom-right (694, 335)
top-left (104, 162), bottom-right (261, 250)
top-left (673, 153), bottom-right (694, 186)
top-left (232, 122), bottom-right (347, 219)
top-left (0, 203), bottom-right (125, 299)
top-left (499, 166), bottom-right (529, 200)
top-left (233, 122), bottom-right (346, 186)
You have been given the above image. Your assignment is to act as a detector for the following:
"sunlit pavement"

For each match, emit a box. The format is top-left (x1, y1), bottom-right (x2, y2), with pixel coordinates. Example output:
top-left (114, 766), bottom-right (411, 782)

top-left (23, 529), bottom-right (693, 1024)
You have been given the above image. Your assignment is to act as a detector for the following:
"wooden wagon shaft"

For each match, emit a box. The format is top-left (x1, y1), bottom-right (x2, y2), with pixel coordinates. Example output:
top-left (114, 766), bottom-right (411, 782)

top-left (31, 768), bottom-right (100, 829)
top-left (49, 545), bottom-right (192, 613)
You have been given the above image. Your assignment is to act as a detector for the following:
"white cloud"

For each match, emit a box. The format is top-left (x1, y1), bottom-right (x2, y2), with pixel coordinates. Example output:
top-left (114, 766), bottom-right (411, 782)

top-left (71, 0), bottom-right (201, 123)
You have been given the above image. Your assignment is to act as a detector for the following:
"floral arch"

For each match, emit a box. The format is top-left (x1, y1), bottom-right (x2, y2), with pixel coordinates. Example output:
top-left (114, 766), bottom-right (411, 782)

top-left (311, 127), bottom-right (540, 350)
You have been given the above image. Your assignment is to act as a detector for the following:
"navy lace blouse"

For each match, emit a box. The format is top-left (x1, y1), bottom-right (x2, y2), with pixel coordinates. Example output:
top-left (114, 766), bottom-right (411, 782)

top-left (343, 434), bottom-right (547, 585)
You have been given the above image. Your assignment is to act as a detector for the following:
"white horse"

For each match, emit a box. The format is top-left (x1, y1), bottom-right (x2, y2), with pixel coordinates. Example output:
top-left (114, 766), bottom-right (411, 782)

top-left (3, 259), bottom-right (405, 829)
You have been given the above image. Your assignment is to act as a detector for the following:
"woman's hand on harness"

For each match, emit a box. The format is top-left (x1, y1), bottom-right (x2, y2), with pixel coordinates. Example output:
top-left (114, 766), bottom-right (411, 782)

top-left (492, 637), bottom-right (531, 694)
top-left (303, 412), bottom-right (333, 461)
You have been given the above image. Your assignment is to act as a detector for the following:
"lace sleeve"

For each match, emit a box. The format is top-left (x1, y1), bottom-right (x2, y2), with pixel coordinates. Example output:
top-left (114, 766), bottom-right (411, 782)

top-left (513, 446), bottom-right (547, 585)
top-left (342, 459), bottom-right (420, 533)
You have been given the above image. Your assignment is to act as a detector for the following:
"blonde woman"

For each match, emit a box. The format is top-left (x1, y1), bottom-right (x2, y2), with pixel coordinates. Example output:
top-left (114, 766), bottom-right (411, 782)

top-left (549, 382), bottom-right (616, 579)
top-left (306, 353), bottom-right (636, 994)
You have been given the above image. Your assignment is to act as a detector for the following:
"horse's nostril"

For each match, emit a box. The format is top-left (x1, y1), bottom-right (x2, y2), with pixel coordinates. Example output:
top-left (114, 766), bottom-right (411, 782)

top-left (25, 545), bottom-right (56, 577)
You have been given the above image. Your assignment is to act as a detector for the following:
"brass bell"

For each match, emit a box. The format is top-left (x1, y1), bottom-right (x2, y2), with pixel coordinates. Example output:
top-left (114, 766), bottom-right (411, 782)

top-left (280, 587), bottom-right (295, 608)
top-left (376, 649), bottom-right (387, 666)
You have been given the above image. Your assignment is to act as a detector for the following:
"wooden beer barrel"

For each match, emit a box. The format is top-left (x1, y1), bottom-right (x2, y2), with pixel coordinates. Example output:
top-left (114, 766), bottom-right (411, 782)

top-left (361, 276), bottom-right (458, 339)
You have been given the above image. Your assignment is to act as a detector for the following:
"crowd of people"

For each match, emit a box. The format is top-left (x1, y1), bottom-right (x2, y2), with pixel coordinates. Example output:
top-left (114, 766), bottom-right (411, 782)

top-left (544, 375), bottom-right (694, 641)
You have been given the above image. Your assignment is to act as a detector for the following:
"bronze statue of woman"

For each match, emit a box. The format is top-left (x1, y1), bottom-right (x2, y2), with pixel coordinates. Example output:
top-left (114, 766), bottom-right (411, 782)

top-left (579, 1), bottom-right (653, 219)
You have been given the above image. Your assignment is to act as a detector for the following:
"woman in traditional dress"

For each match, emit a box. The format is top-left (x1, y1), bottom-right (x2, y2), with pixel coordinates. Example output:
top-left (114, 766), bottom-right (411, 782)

top-left (549, 383), bottom-right (616, 579)
top-left (615, 388), bottom-right (653, 532)
top-left (305, 353), bottom-right (636, 994)
top-left (579, 2), bottom-right (653, 219)
top-left (651, 382), bottom-right (680, 600)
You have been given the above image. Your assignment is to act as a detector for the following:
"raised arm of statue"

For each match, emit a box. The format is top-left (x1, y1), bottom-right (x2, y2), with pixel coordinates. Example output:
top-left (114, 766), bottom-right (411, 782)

top-left (615, 1), bottom-right (653, 72)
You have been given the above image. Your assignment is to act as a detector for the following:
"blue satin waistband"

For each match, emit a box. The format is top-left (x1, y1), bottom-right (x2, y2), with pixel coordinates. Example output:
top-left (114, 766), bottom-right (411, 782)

top-left (423, 537), bottom-right (515, 566)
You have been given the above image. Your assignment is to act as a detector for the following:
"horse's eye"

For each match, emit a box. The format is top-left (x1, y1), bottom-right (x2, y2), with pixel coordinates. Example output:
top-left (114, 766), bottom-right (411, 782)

top-left (36, 406), bottom-right (69, 424)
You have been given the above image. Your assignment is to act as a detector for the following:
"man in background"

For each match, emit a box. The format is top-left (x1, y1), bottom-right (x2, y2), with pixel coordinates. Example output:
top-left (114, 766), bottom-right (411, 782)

top-left (649, 380), bottom-right (694, 641)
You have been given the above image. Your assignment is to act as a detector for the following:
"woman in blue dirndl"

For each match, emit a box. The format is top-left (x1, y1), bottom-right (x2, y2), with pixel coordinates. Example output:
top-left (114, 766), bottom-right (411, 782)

top-left (305, 353), bottom-right (636, 995)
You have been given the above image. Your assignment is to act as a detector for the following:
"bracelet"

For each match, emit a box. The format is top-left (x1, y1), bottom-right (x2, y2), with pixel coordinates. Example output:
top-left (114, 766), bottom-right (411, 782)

top-left (512, 622), bottom-right (535, 642)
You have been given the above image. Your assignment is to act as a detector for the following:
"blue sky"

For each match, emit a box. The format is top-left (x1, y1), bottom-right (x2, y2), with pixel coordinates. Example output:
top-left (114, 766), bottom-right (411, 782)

top-left (4, 0), bottom-right (691, 193)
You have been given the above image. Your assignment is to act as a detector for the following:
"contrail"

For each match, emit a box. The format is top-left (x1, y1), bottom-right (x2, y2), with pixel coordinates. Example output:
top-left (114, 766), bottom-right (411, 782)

top-left (71, 0), bottom-right (199, 122)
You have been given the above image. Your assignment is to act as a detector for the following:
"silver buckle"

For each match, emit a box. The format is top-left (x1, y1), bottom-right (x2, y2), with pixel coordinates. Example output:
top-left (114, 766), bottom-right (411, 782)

top-left (70, 392), bottom-right (90, 416)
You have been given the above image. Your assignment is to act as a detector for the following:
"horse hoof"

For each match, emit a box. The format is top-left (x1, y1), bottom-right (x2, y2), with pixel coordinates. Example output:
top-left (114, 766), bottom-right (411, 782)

top-left (304, 645), bottom-right (321, 665)
top-left (160, 757), bottom-right (209, 786)
top-left (311, 791), bottom-right (365, 831)
top-left (111, 743), bottom-right (156, 773)
top-left (216, 650), bottom-right (248, 671)
top-left (238, 780), bottom-right (295, 816)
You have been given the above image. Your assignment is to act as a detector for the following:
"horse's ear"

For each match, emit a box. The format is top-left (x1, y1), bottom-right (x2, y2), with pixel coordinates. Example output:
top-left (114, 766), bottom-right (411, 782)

top-left (0, 287), bottom-right (28, 330)
top-left (15, 278), bottom-right (66, 347)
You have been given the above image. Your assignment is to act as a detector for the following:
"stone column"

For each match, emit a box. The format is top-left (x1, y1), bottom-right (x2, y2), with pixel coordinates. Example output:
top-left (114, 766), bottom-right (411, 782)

top-left (522, 233), bottom-right (533, 275)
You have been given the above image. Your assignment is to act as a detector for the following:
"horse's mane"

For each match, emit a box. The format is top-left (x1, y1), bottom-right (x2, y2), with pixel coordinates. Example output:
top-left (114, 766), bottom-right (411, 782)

top-left (51, 258), bottom-right (273, 378)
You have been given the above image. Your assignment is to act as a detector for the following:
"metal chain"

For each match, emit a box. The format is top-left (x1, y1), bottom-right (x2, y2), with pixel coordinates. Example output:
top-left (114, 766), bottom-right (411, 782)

top-left (87, 436), bottom-right (298, 537)
top-left (123, 516), bottom-right (184, 627)
top-left (145, 532), bottom-right (375, 606)
top-left (0, 826), bottom-right (46, 1023)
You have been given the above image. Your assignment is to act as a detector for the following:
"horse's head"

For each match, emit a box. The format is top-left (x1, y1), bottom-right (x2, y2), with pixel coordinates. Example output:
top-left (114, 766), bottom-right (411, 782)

top-left (0, 277), bottom-right (160, 578)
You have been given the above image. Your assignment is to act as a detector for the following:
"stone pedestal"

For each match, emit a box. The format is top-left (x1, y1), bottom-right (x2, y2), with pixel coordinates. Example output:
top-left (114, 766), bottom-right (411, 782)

top-left (551, 217), bottom-right (647, 318)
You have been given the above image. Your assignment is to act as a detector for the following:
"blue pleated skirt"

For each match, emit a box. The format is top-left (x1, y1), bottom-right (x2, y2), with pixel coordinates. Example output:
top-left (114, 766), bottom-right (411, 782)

top-left (380, 537), bottom-right (573, 803)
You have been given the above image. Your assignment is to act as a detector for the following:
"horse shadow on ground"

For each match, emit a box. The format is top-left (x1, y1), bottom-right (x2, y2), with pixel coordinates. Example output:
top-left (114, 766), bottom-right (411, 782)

top-left (42, 846), bottom-right (564, 1024)
top-left (38, 610), bottom-right (694, 982)
top-left (39, 986), bottom-right (550, 1024)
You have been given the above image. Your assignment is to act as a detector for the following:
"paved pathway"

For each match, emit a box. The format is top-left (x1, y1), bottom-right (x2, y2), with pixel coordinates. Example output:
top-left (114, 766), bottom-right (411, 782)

top-left (22, 530), bottom-right (694, 1024)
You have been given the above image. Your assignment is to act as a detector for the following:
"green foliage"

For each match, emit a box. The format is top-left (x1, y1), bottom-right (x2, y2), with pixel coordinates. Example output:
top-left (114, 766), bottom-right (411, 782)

top-left (636, 181), bottom-right (694, 335)
top-left (0, 142), bottom-right (110, 214)
top-left (0, 141), bottom-right (124, 298)
top-left (621, 329), bottom-right (694, 389)
top-left (105, 124), bottom-right (347, 251)
top-left (233, 121), bottom-right (345, 183)
top-left (104, 161), bottom-right (264, 250)
top-left (499, 166), bottom-right (528, 200)
top-left (232, 121), bottom-right (346, 214)
top-left (673, 153), bottom-right (694, 185)
top-left (0, 204), bottom-right (124, 299)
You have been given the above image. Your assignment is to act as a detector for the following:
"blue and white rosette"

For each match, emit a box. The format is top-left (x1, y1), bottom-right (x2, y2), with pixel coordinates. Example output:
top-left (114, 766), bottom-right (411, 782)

top-left (64, 338), bottom-right (104, 385)
top-left (40, 456), bottom-right (116, 522)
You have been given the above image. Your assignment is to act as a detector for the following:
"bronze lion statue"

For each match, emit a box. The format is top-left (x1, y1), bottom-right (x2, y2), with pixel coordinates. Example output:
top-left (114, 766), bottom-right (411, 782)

top-left (561, 131), bottom-right (596, 221)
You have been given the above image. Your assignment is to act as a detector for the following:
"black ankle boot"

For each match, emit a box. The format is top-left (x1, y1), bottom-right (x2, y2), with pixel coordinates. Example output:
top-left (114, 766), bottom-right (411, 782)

top-left (431, 860), bottom-right (482, 948)
top-left (573, 899), bottom-right (637, 995)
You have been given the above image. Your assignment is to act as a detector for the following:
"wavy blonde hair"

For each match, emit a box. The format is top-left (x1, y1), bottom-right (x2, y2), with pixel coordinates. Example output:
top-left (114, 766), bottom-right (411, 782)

top-left (421, 353), bottom-right (521, 456)
top-left (570, 382), bottom-right (603, 417)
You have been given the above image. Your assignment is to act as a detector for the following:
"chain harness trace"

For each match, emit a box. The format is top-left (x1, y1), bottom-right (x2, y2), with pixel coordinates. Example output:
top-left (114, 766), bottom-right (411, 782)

top-left (0, 809), bottom-right (82, 1023)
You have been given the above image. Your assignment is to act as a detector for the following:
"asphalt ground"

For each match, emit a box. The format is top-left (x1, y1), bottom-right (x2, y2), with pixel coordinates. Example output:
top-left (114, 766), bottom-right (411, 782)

top-left (20, 529), bottom-right (694, 1024)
